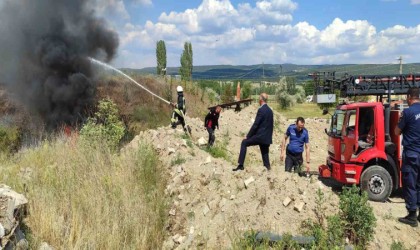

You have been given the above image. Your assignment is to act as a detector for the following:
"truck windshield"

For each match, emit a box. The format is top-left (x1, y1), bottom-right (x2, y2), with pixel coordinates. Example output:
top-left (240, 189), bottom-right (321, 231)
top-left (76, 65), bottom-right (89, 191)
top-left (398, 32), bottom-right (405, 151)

top-left (330, 110), bottom-right (346, 136)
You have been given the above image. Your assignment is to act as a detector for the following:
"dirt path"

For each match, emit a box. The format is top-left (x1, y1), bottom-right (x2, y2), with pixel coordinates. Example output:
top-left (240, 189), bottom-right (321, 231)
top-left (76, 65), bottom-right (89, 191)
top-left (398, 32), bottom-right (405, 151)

top-left (127, 104), bottom-right (420, 249)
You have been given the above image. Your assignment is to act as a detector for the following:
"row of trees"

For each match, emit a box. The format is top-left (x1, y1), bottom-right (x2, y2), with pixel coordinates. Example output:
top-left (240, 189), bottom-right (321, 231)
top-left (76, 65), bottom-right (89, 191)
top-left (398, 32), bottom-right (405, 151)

top-left (156, 40), bottom-right (193, 82)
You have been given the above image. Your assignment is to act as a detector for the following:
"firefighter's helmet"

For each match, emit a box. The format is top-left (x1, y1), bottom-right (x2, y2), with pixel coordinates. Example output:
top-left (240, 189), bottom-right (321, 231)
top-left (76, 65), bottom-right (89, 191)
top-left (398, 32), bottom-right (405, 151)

top-left (177, 86), bottom-right (183, 92)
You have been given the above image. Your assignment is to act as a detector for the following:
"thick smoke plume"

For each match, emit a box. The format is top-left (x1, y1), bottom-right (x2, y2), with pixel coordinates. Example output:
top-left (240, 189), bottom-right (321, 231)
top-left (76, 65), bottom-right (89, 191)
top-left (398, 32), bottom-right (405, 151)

top-left (0, 0), bottom-right (119, 127)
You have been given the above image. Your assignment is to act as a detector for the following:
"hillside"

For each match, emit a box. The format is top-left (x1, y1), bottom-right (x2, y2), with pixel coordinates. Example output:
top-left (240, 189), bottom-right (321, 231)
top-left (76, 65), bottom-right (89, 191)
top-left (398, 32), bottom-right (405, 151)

top-left (127, 104), bottom-right (420, 249)
top-left (123, 63), bottom-right (420, 81)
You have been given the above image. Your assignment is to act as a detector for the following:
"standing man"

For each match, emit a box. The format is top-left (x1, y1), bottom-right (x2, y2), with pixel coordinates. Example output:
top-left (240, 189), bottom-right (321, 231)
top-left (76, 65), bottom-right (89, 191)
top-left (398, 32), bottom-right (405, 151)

top-left (280, 117), bottom-right (310, 173)
top-left (233, 93), bottom-right (273, 171)
top-left (171, 86), bottom-right (187, 132)
top-left (395, 87), bottom-right (420, 227)
top-left (204, 105), bottom-right (222, 147)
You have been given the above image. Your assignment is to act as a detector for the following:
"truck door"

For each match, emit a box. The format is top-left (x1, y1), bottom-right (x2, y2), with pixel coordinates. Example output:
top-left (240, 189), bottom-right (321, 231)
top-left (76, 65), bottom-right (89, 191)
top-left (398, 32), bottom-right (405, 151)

top-left (341, 109), bottom-right (358, 162)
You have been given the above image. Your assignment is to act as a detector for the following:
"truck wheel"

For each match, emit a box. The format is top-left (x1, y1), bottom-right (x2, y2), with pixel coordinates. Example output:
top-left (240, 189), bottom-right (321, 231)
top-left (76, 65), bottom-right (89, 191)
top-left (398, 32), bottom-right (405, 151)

top-left (360, 165), bottom-right (393, 202)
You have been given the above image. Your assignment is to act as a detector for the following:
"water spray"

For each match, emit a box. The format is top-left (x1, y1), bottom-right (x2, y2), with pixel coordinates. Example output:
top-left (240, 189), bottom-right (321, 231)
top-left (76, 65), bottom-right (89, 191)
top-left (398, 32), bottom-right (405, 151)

top-left (88, 57), bottom-right (171, 105)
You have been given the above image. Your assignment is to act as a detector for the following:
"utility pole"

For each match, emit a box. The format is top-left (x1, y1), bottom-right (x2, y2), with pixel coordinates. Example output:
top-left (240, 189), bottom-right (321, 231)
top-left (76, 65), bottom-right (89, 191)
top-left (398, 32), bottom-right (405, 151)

top-left (397, 56), bottom-right (403, 101)
top-left (262, 62), bottom-right (265, 79)
top-left (398, 56), bottom-right (403, 74)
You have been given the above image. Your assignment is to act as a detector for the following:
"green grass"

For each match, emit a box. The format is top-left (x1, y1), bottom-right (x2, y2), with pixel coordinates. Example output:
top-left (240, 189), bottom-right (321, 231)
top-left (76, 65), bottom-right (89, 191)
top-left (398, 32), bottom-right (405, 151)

top-left (171, 153), bottom-right (186, 166)
top-left (273, 103), bottom-right (325, 119)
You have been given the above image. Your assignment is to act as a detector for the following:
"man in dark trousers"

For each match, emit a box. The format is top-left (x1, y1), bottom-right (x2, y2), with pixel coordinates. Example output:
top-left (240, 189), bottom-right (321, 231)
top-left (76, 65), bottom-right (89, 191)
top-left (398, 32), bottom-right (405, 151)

top-left (395, 87), bottom-right (420, 227)
top-left (280, 117), bottom-right (310, 173)
top-left (204, 105), bottom-right (222, 147)
top-left (233, 93), bottom-right (273, 171)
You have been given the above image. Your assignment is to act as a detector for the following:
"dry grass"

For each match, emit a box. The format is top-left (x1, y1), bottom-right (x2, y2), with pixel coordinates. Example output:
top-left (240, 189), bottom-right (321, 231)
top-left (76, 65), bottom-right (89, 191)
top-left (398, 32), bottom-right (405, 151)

top-left (0, 135), bottom-right (168, 249)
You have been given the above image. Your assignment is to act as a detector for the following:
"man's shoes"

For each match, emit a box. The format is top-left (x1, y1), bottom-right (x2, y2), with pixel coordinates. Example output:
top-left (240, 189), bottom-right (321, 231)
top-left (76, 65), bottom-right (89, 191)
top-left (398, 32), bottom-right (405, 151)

top-left (232, 165), bottom-right (244, 171)
top-left (266, 166), bottom-right (271, 171)
top-left (398, 211), bottom-right (418, 227)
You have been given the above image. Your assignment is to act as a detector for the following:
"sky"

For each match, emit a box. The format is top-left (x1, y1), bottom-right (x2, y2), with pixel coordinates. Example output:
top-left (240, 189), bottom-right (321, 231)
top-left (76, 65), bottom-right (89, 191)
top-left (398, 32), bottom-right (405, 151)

top-left (93, 0), bottom-right (420, 68)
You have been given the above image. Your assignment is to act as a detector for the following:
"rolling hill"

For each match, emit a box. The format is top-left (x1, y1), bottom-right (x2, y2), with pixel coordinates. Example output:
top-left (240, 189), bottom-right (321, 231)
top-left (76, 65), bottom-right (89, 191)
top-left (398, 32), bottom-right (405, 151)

top-left (121, 63), bottom-right (420, 82)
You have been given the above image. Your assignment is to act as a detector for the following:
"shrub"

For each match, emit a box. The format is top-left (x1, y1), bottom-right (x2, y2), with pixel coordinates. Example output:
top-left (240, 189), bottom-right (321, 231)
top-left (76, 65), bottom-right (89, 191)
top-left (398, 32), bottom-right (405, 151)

top-left (390, 240), bottom-right (407, 250)
top-left (80, 98), bottom-right (125, 150)
top-left (0, 125), bottom-right (21, 154)
top-left (340, 185), bottom-right (376, 247)
top-left (277, 92), bottom-right (294, 109)
top-left (301, 186), bottom-right (375, 249)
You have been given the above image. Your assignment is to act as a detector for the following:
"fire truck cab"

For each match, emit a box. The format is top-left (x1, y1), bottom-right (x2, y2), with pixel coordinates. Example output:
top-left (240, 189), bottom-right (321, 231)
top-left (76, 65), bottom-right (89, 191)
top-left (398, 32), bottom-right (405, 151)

top-left (313, 72), bottom-right (420, 201)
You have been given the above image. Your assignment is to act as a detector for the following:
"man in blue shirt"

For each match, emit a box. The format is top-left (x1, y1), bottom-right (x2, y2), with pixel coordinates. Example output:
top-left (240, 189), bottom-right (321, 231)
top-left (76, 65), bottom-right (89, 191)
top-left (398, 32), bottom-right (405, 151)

top-left (280, 117), bottom-right (310, 173)
top-left (395, 87), bottom-right (420, 227)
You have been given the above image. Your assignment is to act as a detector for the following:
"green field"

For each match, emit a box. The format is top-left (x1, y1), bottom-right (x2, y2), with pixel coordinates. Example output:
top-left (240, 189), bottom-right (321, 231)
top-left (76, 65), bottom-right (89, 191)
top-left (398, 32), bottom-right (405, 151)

top-left (273, 103), bottom-right (325, 119)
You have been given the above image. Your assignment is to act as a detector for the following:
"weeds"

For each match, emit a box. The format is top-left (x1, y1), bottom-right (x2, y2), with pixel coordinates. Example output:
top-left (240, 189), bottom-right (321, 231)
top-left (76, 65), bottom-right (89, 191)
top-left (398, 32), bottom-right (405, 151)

top-left (232, 230), bottom-right (302, 250)
top-left (301, 185), bottom-right (376, 249)
top-left (171, 153), bottom-right (186, 166)
top-left (80, 98), bottom-right (125, 150)
top-left (0, 125), bottom-right (21, 154)
top-left (390, 240), bottom-right (407, 250)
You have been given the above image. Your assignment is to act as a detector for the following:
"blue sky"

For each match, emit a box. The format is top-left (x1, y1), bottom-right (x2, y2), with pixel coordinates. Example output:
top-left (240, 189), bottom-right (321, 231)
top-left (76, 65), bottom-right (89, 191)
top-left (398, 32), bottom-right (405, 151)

top-left (94, 0), bottom-right (420, 68)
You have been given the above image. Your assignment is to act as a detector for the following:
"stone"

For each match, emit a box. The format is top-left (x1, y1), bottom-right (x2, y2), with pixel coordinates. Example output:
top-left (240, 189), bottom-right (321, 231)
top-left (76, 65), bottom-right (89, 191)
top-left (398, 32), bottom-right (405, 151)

top-left (39, 242), bottom-right (54, 250)
top-left (244, 176), bottom-right (255, 188)
top-left (162, 238), bottom-right (175, 250)
top-left (168, 147), bottom-right (176, 155)
top-left (177, 166), bottom-right (183, 173)
top-left (169, 209), bottom-right (176, 216)
top-left (0, 223), bottom-right (4, 238)
top-left (197, 137), bottom-right (207, 146)
top-left (203, 204), bottom-right (210, 216)
top-left (204, 156), bottom-right (212, 164)
top-left (230, 195), bottom-right (236, 200)
top-left (294, 202), bottom-right (305, 212)
top-left (283, 197), bottom-right (292, 207)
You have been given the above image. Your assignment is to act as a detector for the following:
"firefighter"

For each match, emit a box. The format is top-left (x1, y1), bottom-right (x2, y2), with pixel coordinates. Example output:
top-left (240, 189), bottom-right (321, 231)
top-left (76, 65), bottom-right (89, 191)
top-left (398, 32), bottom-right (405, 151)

top-left (204, 105), bottom-right (222, 147)
top-left (395, 87), bottom-right (420, 227)
top-left (280, 117), bottom-right (310, 173)
top-left (171, 86), bottom-right (187, 132)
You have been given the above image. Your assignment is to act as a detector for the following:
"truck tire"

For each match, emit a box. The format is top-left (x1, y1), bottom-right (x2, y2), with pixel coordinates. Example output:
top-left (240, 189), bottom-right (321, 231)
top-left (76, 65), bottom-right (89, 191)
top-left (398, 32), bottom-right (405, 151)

top-left (360, 165), bottom-right (393, 202)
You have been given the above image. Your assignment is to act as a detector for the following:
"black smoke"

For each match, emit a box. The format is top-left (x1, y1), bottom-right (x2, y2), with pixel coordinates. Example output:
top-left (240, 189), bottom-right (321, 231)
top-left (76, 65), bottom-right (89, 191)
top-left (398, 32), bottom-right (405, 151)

top-left (0, 0), bottom-right (119, 127)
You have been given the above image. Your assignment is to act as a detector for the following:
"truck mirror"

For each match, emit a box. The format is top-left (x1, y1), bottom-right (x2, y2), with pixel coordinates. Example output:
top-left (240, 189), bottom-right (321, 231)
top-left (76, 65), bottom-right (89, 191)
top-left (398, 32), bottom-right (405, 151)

top-left (322, 108), bottom-right (329, 115)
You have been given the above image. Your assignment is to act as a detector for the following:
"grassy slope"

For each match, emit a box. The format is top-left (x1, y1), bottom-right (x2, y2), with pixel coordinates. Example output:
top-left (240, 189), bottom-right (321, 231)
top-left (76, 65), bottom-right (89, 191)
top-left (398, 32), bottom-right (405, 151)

top-left (273, 103), bottom-right (325, 120)
top-left (1, 136), bottom-right (167, 249)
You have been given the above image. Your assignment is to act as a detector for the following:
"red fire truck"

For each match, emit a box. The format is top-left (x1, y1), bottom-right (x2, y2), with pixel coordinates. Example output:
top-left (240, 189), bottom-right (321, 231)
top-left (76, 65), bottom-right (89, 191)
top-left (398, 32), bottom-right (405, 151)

top-left (313, 72), bottom-right (420, 201)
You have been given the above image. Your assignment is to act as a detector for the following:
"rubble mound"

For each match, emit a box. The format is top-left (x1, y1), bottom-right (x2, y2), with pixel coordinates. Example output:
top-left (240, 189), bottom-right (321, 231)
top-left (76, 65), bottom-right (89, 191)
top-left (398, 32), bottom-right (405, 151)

top-left (126, 104), bottom-right (420, 249)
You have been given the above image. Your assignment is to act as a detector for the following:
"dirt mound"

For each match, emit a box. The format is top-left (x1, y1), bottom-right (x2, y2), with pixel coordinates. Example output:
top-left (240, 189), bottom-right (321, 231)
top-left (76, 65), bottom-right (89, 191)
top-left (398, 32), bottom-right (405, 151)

top-left (127, 104), bottom-right (420, 249)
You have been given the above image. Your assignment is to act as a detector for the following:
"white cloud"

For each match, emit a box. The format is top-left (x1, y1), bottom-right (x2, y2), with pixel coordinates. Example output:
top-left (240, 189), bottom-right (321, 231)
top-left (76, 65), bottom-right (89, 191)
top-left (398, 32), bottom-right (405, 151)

top-left (114, 0), bottom-right (420, 68)
top-left (411, 0), bottom-right (420, 4)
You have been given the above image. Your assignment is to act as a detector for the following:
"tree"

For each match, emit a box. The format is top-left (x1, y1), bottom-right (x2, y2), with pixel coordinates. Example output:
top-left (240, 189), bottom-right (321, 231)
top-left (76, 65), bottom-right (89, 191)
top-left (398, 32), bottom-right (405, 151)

top-left (179, 42), bottom-right (193, 82)
top-left (303, 80), bottom-right (315, 96)
top-left (221, 83), bottom-right (233, 103)
top-left (156, 40), bottom-right (167, 76)
top-left (286, 76), bottom-right (297, 95)
top-left (241, 82), bottom-right (252, 99)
